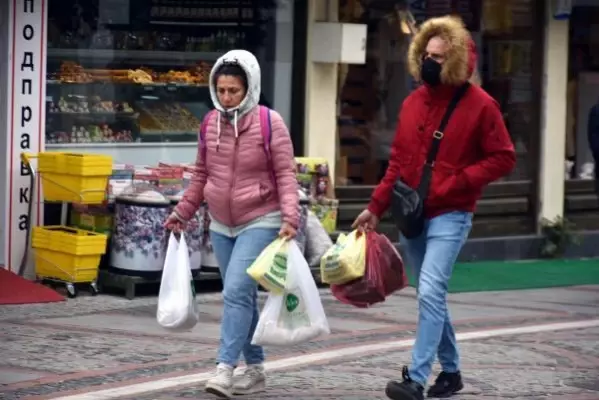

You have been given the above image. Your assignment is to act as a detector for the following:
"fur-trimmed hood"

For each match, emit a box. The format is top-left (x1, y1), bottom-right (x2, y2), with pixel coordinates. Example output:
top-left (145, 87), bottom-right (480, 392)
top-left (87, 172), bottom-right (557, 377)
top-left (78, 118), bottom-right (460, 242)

top-left (407, 15), bottom-right (476, 86)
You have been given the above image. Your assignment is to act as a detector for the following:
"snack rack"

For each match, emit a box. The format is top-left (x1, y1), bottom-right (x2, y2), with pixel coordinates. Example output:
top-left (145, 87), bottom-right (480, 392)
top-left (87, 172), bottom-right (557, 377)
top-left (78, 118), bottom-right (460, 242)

top-left (21, 152), bottom-right (112, 298)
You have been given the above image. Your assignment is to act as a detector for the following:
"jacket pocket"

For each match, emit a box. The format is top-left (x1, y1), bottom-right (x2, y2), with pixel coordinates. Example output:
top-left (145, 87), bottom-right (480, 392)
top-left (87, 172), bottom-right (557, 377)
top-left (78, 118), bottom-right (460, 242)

top-left (259, 181), bottom-right (273, 201)
top-left (428, 161), bottom-right (463, 201)
top-left (236, 183), bottom-right (266, 212)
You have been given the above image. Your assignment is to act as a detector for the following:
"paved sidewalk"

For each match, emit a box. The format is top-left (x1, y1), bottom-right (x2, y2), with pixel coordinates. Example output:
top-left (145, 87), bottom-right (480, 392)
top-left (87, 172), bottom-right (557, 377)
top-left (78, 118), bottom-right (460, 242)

top-left (0, 285), bottom-right (598, 399)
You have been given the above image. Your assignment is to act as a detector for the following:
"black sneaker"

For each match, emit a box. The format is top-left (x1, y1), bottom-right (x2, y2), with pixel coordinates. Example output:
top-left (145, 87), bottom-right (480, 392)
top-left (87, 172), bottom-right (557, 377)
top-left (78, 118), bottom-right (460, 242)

top-left (385, 366), bottom-right (424, 400)
top-left (426, 371), bottom-right (464, 398)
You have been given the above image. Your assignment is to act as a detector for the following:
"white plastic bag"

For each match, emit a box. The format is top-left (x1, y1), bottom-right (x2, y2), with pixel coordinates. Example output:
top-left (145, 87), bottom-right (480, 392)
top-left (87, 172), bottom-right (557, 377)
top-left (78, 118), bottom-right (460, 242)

top-left (252, 240), bottom-right (330, 346)
top-left (305, 210), bottom-right (333, 267)
top-left (157, 233), bottom-right (199, 331)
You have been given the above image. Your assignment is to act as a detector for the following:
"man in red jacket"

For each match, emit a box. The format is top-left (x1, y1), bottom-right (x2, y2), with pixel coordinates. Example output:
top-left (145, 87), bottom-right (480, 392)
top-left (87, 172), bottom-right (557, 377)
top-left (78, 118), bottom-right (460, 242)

top-left (353, 16), bottom-right (515, 400)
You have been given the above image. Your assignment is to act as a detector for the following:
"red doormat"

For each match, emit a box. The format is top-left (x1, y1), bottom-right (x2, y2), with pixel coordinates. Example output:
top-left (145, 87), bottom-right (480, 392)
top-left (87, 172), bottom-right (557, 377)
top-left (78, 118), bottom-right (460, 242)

top-left (0, 267), bottom-right (64, 305)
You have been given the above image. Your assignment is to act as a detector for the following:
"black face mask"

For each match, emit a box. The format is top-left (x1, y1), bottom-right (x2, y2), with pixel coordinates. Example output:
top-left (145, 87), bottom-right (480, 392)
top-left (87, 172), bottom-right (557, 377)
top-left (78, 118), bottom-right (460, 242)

top-left (421, 57), bottom-right (442, 86)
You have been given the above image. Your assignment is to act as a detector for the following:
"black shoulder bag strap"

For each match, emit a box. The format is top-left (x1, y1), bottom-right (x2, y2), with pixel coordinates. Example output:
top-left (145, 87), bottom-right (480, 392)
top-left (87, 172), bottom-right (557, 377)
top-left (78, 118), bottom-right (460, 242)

top-left (417, 82), bottom-right (471, 199)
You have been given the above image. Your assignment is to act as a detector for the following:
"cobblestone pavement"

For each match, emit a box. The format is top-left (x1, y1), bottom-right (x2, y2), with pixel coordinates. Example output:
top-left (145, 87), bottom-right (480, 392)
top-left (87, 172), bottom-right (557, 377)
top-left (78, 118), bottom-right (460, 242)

top-left (0, 285), bottom-right (598, 399)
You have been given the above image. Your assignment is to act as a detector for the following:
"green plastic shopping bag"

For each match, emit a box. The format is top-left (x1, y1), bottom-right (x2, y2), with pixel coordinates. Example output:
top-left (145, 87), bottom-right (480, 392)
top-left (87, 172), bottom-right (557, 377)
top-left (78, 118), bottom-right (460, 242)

top-left (247, 238), bottom-right (290, 294)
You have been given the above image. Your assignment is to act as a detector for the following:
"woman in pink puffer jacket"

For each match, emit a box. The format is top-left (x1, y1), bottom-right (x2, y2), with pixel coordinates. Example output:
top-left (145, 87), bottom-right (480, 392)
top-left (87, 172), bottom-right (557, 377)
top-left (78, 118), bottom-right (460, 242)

top-left (164, 50), bottom-right (299, 398)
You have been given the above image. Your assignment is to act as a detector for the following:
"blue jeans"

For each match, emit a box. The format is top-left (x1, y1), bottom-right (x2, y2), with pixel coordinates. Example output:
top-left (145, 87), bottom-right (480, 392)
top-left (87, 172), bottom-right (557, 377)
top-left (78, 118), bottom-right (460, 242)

top-left (210, 227), bottom-right (279, 367)
top-left (400, 211), bottom-right (472, 386)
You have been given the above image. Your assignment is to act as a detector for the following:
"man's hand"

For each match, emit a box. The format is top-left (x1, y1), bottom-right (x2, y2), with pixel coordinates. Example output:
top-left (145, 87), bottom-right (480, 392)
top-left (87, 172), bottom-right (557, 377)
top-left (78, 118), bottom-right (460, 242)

top-left (351, 209), bottom-right (379, 232)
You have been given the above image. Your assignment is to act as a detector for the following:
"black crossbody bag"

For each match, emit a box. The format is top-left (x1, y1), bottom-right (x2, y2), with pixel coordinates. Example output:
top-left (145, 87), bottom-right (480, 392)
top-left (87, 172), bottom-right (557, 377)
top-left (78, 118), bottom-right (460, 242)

top-left (390, 83), bottom-right (470, 239)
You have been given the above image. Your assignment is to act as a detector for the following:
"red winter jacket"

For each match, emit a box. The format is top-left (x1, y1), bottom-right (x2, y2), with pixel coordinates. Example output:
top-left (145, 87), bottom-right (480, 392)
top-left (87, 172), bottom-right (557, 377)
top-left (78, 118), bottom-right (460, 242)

top-left (368, 16), bottom-right (516, 220)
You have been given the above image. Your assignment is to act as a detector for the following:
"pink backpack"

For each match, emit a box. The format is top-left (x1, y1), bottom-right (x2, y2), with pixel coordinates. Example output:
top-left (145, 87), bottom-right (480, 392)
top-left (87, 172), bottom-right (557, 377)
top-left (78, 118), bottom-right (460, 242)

top-left (199, 105), bottom-right (276, 185)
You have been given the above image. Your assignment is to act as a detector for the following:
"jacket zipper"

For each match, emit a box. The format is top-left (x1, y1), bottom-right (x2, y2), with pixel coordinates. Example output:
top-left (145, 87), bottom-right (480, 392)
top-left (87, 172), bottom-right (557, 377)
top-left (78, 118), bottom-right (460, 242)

top-left (228, 136), bottom-right (239, 236)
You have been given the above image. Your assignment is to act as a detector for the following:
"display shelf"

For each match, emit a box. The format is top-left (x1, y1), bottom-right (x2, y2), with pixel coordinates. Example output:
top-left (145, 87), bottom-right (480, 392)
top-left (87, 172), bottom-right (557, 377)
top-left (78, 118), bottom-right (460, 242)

top-left (47, 112), bottom-right (138, 119)
top-left (47, 48), bottom-right (223, 64)
top-left (148, 20), bottom-right (255, 27)
top-left (47, 80), bottom-right (210, 88)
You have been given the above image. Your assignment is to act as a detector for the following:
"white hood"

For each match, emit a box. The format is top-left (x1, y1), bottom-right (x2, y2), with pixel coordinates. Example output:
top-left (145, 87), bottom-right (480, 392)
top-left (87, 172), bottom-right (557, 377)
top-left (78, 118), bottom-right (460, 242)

top-left (209, 49), bottom-right (261, 118)
top-left (208, 50), bottom-right (261, 149)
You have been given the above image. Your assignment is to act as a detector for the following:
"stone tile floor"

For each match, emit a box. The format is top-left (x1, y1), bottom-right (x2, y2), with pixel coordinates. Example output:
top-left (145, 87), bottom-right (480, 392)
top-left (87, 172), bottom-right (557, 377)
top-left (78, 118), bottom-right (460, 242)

top-left (0, 284), bottom-right (598, 399)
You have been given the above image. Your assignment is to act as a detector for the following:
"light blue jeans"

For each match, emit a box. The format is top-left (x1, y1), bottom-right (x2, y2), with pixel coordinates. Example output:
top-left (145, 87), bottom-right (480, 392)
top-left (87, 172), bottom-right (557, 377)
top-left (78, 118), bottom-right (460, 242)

top-left (400, 211), bottom-right (472, 386)
top-left (210, 227), bottom-right (279, 367)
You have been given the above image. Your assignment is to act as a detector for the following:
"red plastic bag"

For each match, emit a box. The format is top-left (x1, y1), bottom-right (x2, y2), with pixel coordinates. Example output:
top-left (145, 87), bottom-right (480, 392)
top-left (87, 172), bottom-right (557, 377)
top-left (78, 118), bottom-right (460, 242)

top-left (331, 231), bottom-right (407, 308)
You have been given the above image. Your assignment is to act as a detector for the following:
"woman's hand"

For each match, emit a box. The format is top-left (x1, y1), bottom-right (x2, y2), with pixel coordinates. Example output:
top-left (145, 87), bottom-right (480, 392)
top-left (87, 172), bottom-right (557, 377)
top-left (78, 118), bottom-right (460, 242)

top-left (163, 212), bottom-right (184, 233)
top-left (279, 222), bottom-right (297, 240)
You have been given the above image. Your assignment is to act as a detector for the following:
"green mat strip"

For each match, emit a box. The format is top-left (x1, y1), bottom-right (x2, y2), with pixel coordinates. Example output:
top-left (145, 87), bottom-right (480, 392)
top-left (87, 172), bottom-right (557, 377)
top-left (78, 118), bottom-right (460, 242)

top-left (405, 259), bottom-right (599, 293)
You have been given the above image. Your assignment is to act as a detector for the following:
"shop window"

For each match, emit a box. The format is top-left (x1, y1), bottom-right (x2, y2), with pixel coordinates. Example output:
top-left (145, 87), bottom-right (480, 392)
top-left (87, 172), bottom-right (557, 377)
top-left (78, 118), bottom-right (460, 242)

top-left (480, 0), bottom-right (541, 182)
top-left (45, 0), bottom-right (294, 165)
top-left (567, 4), bottom-right (599, 182)
top-left (336, 0), bottom-right (541, 185)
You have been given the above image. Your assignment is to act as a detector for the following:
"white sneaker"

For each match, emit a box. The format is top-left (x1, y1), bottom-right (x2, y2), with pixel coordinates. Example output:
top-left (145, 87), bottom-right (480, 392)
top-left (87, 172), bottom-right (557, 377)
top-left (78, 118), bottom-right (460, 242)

top-left (205, 363), bottom-right (234, 398)
top-left (232, 364), bottom-right (266, 395)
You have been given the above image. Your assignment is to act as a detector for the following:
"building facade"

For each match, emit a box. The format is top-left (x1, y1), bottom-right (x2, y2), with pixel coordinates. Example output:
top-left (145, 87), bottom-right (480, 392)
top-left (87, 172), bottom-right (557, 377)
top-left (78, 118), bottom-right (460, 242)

top-left (0, 0), bottom-right (595, 271)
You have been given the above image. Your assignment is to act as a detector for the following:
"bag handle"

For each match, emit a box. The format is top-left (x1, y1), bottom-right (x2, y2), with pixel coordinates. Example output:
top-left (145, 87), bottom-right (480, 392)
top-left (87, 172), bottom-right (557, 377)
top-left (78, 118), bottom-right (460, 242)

top-left (259, 105), bottom-right (277, 187)
top-left (199, 110), bottom-right (216, 163)
top-left (417, 82), bottom-right (470, 198)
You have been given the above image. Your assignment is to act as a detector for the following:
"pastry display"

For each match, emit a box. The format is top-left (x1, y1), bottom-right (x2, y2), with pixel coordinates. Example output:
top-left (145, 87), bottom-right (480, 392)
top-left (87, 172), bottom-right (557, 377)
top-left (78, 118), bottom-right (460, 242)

top-left (128, 69), bottom-right (153, 84)
top-left (48, 96), bottom-right (134, 114)
top-left (46, 1), bottom-right (246, 147)
top-left (47, 124), bottom-right (134, 144)
top-left (58, 61), bottom-right (93, 83)
top-left (137, 102), bottom-right (200, 134)
top-left (52, 62), bottom-right (211, 86)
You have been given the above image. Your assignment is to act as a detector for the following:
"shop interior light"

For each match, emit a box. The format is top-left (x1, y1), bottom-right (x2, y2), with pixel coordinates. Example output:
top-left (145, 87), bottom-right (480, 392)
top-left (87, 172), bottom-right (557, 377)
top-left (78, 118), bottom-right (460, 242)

top-left (140, 95), bottom-right (160, 100)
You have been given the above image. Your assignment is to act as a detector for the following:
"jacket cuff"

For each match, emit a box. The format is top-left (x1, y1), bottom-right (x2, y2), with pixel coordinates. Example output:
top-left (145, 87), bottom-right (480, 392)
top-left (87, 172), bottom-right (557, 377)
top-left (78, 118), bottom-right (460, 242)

top-left (283, 216), bottom-right (299, 230)
top-left (367, 200), bottom-right (385, 219)
top-left (173, 209), bottom-right (188, 223)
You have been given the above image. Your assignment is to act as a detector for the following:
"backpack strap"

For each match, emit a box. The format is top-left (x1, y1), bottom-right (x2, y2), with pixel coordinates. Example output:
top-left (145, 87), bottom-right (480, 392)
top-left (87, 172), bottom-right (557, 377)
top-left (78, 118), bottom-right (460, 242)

top-left (258, 105), bottom-right (277, 186)
top-left (199, 110), bottom-right (216, 163)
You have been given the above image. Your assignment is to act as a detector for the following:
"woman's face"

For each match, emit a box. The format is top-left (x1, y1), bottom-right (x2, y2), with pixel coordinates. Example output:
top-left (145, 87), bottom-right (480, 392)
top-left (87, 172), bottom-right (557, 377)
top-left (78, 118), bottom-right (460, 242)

top-left (216, 74), bottom-right (246, 109)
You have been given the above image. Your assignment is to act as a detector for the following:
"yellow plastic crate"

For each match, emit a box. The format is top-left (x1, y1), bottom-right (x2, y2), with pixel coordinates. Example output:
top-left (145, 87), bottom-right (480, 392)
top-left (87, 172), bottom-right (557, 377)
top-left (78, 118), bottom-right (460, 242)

top-left (38, 152), bottom-right (66, 173)
top-left (34, 248), bottom-right (101, 283)
top-left (34, 152), bottom-right (112, 203)
top-left (41, 173), bottom-right (109, 204)
top-left (38, 152), bottom-right (112, 175)
top-left (32, 226), bottom-right (108, 255)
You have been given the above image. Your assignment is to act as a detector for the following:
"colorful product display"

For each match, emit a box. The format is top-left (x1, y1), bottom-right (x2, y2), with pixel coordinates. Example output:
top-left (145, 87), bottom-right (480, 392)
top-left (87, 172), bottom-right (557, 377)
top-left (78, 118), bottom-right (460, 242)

top-left (295, 157), bottom-right (339, 234)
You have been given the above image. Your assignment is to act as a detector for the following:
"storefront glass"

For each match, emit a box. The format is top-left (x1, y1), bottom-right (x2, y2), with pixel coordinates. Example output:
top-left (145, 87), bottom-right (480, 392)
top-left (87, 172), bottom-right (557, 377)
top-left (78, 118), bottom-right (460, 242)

top-left (45, 0), bottom-right (295, 165)
top-left (567, 1), bottom-right (599, 181)
top-left (336, 0), bottom-right (541, 185)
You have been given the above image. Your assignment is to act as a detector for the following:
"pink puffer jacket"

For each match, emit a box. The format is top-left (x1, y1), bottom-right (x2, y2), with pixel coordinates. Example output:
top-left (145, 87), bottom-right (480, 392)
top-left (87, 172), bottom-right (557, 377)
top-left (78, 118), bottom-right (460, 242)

top-left (174, 106), bottom-right (300, 229)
